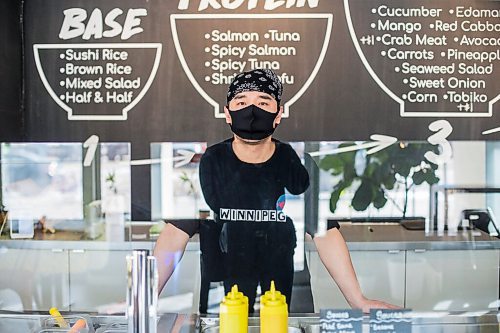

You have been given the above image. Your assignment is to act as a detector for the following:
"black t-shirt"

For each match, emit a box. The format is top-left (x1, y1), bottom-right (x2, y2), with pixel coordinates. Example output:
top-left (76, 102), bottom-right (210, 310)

top-left (199, 137), bottom-right (310, 279)
top-left (200, 138), bottom-right (310, 219)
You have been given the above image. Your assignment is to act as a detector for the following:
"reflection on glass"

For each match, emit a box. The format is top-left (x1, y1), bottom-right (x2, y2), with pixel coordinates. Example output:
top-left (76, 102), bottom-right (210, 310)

top-left (151, 142), bottom-right (207, 219)
top-left (315, 141), bottom-right (439, 222)
top-left (1, 143), bottom-right (83, 220)
top-left (0, 140), bottom-right (498, 315)
top-left (100, 143), bottom-right (131, 220)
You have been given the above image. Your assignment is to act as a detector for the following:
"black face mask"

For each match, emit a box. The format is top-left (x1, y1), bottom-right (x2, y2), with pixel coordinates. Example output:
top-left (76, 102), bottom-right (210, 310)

top-left (229, 104), bottom-right (278, 141)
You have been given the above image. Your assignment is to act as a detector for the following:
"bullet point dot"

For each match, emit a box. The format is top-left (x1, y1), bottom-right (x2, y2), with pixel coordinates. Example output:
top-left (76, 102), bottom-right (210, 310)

top-left (371, 23), bottom-right (376, 29)
top-left (443, 94), bottom-right (448, 100)
top-left (205, 76), bottom-right (210, 82)
top-left (395, 67), bottom-right (400, 73)
top-left (60, 95), bottom-right (65, 100)
top-left (60, 68), bottom-right (65, 73)
top-left (403, 79), bottom-right (408, 84)
top-left (441, 51), bottom-right (446, 57)
top-left (264, 33), bottom-right (270, 39)
top-left (449, 9), bottom-right (454, 14)
top-left (205, 61), bottom-right (210, 67)
top-left (454, 37), bottom-right (459, 42)
top-left (205, 33), bottom-right (210, 39)
top-left (205, 47), bottom-right (210, 52)
top-left (402, 94), bottom-right (407, 99)
top-left (430, 24), bottom-right (434, 29)
top-left (381, 51), bottom-right (386, 56)
top-left (376, 36), bottom-right (381, 42)
top-left (60, 54), bottom-right (65, 59)
top-left (60, 81), bottom-right (65, 87)
top-left (371, 8), bottom-right (377, 14)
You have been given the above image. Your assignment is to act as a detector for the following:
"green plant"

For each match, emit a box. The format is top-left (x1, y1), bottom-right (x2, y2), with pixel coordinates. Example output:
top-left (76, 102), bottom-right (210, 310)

top-left (0, 195), bottom-right (6, 214)
top-left (319, 142), bottom-right (440, 218)
top-left (0, 203), bottom-right (7, 236)
top-left (105, 172), bottom-right (117, 194)
top-left (179, 171), bottom-right (200, 215)
top-left (179, 171), bottom-right (197, 196)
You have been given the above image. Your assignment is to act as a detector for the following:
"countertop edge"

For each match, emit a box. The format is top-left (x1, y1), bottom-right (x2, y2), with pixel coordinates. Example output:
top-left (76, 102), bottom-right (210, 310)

top-left (1, 239), bottom-right (499, 251)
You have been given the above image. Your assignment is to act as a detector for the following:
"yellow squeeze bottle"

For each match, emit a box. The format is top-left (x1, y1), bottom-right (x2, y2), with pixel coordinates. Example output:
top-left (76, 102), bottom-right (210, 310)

top-left (260, 281), bottom-right (288, 333)
top-left (219, 285), bottom-right (248, 333)
top-left (49, 307), bottom-right (69, 328)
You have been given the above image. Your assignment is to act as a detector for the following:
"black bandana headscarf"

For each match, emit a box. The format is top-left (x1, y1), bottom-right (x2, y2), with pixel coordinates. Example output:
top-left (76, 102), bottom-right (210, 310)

top-left (226, 69), bottom-right (283, 106)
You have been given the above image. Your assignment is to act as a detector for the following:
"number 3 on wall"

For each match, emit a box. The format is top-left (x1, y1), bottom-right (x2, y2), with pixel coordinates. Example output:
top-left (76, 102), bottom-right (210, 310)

top-left (425, 120), bottom-right (453, 165)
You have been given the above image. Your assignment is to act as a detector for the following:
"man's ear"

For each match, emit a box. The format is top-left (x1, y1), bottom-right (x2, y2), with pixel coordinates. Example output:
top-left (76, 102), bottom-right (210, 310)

top-left (274, 105), bottom-right (284, 127)
top-left (224, 106), bottom-right (232, 124)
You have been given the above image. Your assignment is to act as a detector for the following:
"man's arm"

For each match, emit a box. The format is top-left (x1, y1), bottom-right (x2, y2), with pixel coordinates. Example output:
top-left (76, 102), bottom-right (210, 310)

top-left (153, 224), bottom-right (190, 294)
top-left (199, 151), bottom-right (221, 213)
top-left (313, 228), bottom-right (399, 313)
top-left (282, 144), bottom-right (310, 195)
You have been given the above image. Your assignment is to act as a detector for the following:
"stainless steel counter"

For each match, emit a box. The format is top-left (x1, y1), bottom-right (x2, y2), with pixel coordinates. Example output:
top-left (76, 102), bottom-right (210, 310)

top-left (1, 311), bottom-right (499, 333)
top-left (0, 312), bottom-right (178, 333)
top-left (195, 312), bottom-right (500, 333)
top-left (324, 223), bottom-right (500, 251)
top-left (0, 223), bottom-right (499, 251)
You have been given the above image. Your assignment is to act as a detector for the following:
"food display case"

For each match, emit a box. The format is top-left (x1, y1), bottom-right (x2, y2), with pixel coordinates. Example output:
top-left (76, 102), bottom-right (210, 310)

top-left (1, 0), bottom-right (500, 332)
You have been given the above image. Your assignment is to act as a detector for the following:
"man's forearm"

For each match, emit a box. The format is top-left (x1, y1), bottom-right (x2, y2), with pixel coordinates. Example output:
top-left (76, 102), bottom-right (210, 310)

top-left (313, 228), bottom-right (365, 308)
top-left (153, 223), bottom-right (190, 295)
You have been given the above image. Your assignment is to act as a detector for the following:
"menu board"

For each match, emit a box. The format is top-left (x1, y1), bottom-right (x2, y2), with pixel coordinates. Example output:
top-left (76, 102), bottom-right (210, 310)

top-left (369, 309), bottom-right (412, 333)
top-left (320, 309), bottom-right (362, 333)
top-left (348, 1), bottom-right (500, 117)
top-left (20, 0), bottom-right (500, 143)
top-left (34, 42), bottom-right (161, 120)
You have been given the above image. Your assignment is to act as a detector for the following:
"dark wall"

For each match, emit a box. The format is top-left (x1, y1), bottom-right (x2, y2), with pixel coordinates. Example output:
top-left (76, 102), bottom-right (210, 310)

top-left (22, 0), bottom-right (500, 142)
top-left (0, 1), bottom-right (22, 141)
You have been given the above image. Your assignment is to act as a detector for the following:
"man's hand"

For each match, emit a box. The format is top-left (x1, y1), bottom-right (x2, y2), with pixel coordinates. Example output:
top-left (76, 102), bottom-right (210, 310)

top-left (356, 297), bottom-right (401, 314)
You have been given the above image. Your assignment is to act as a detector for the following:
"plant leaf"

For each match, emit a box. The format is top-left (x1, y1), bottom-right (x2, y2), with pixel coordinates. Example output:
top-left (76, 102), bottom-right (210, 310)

top-left (373, 190), bottom-right (387, 209)
top-left (352, 181), bottom-right (375, 211)
top-left (425, 173), bottom-right (440, 185)
top-left (319, 155), bottom-right (344, 174)
top-left (412, 170), bottom-right (427, 185)
top-left (329, 188), bottom-right (343, 213)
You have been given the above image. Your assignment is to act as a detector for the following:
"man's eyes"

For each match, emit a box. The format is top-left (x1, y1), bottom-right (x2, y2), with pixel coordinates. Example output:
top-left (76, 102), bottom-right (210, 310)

top-left (234, 100), bottom-right (270, 106)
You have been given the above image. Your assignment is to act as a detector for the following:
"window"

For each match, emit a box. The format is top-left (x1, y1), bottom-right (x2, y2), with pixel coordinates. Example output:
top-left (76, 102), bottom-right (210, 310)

top-left (1, 143), bottom-right (83, 220)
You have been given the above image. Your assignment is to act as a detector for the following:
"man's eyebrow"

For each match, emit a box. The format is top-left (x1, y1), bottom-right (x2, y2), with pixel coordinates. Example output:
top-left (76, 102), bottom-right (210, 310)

top-left (258, 94), bottom-right (272, 100)
top-left (233, 94), bottom-right (247, 100)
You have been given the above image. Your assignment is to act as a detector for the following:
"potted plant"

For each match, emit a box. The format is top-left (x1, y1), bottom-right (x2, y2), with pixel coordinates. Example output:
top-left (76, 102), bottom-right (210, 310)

top-left (103, 171), bottom-right (125, 241)
top-left (105, 172), bottom-right (118, 194)
top-left (179, 170), bottom-right (201, 216)
top-left (0, 202), bottom-right (8, 235)
top-left (0, 202), bottom-right (7, 221)
top-left (319, 141), bottom-right (440, 219)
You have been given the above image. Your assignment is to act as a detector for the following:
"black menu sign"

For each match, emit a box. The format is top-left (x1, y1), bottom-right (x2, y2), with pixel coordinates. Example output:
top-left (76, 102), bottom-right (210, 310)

top-left (34, 42), bottom-right (161, 121)
top-left (347, 1), bottom-right (500, 117)
top-left (319, 309), bottom-right (362, 333)
top-left (369, 309), bottom-right (412, 333)
top-left (170, 12), bottom-right (332, 120)
top-left (20, 0), bottom-right (500, 143)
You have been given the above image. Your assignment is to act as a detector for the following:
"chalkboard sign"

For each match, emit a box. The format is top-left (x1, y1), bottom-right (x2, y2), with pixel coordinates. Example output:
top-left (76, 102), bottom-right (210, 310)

top-left (320, 309), bottom-right (362, 333)
top-left (21, 0), bottom-right (500, 143)
top-left (369, 309), bottom-right (412, 333)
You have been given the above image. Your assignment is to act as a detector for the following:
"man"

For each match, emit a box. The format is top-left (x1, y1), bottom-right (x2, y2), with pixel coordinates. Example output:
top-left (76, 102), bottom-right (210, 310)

top-left (154, 69), bottom-right (396, 313)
